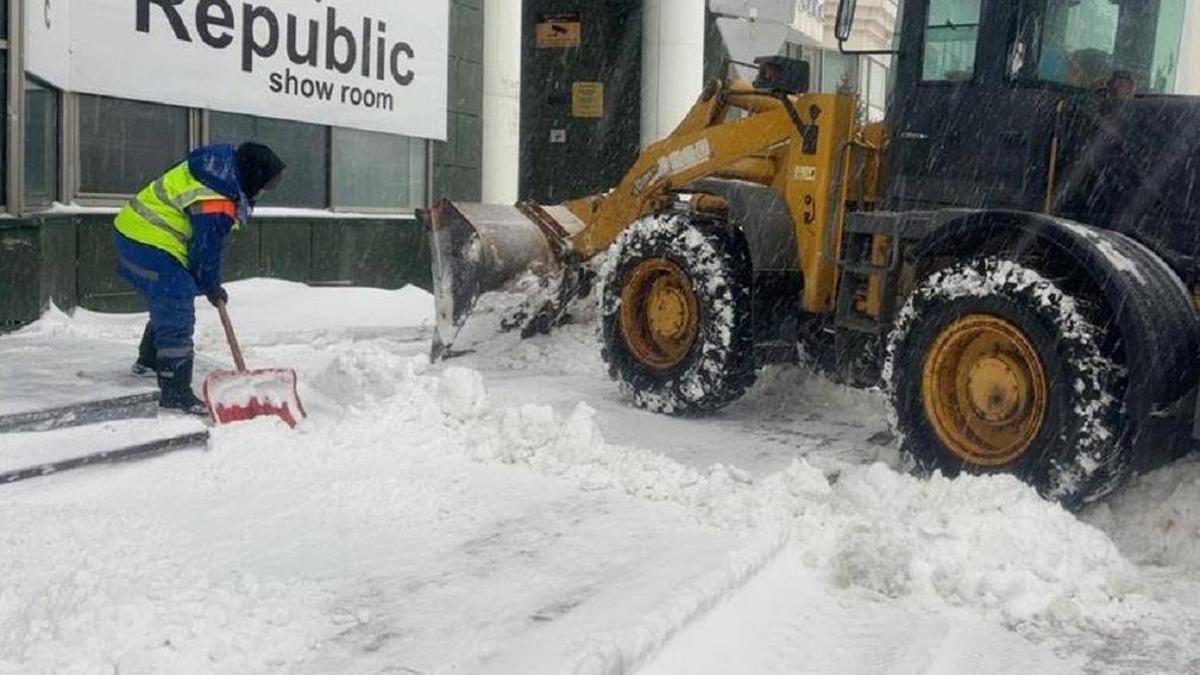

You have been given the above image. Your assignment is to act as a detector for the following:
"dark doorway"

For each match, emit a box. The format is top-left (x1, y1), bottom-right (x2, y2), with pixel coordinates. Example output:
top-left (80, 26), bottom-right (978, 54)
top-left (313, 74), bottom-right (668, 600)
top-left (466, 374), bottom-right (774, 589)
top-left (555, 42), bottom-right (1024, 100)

top-left (519, 1), bottom-right (643, 203)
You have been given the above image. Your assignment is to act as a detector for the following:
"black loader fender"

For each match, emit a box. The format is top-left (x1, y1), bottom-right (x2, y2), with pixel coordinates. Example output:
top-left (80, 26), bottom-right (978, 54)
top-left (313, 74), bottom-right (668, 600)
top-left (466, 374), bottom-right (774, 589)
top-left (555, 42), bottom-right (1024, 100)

top-left (906, 210), bottom-right (1200, 472)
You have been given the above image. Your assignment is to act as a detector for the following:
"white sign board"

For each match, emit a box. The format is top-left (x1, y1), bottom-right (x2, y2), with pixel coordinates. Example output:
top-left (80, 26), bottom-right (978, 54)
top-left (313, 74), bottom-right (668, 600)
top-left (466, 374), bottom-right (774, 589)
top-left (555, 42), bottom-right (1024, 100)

top-left (27, 0), bottom-right (449, 141)
top-left (26, 0), bottom-right (72, 90)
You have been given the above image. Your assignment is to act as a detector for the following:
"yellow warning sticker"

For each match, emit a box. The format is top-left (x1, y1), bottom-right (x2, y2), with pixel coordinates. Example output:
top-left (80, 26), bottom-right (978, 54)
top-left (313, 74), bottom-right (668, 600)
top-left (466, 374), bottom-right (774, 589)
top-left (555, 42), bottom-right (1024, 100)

top-left (572, 81), bottom-right (604, 118)
top-left (536, 13), bottom-right (582, 48)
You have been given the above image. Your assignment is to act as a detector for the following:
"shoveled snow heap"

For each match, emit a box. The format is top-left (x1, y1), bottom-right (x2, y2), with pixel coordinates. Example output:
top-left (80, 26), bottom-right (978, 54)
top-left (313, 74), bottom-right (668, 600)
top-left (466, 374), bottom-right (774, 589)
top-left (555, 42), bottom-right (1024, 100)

top-left (1084, 455), bottom-right (1200, 570)
top-left (305, 344), bottom-right (1200, 674)
top-left (4, 282), bottom-right (1200, 673)
top-left (316, 345), bottom-right (1140, 630)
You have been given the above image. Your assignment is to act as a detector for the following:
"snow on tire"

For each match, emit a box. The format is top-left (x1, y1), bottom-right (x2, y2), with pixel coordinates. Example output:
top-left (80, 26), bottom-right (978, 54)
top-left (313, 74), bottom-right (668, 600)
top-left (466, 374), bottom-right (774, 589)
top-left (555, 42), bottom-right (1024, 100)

top-left (884, 257), bottom-right (1130, 508)
top-left (599, 212), bottom-right (755, 415)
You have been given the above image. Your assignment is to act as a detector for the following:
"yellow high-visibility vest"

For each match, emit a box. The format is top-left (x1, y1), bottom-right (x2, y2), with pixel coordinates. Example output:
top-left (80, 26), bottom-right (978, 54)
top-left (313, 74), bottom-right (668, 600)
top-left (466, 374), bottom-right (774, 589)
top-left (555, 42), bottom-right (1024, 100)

top-left (114, 162), bottom-right (239, 266)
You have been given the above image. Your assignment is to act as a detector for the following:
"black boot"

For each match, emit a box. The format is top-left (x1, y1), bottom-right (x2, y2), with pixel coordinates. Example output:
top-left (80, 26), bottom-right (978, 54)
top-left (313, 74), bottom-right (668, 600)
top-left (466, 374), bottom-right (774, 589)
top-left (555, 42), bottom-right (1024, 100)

top-left (157, 355), bottom-right (209, 416)
top-left (132, 323), bottom-right (157, 377)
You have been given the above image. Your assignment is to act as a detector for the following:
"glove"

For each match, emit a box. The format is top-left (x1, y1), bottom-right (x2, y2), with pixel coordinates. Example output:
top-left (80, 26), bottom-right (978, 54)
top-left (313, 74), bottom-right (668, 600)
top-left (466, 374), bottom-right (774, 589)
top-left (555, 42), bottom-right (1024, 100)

top-left (206, 286), bottom-right (229, 307)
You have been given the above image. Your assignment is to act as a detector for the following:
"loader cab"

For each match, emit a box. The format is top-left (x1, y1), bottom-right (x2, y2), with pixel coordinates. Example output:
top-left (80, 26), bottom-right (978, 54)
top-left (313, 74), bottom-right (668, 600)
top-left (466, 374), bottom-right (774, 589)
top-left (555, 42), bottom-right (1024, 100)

top-left (837, 0), bottom-right (1193, 216)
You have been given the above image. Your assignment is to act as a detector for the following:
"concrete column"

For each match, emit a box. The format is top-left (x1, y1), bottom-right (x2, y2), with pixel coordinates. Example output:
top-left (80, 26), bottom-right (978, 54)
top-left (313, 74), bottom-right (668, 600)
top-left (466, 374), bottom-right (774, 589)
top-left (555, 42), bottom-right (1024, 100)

top-left (482, 0), bottom-right (522, 203)
top-left (641, 0), bottom-right (707, 147)
top-left (1178, 1), bottom-right (1200, 95)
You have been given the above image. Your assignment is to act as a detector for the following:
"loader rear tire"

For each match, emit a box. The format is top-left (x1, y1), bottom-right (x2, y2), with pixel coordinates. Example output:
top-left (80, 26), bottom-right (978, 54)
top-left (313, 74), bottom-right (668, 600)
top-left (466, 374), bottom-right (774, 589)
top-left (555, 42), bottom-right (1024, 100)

top-left (885, 257), bottom-right (1130, 509)
top-left (600, 213), bottom-right (755, 415)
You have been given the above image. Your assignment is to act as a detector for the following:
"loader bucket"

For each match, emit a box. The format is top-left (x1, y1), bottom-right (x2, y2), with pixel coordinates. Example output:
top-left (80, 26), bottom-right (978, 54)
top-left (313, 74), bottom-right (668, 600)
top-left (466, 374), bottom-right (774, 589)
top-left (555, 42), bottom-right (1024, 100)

top-left (427, 200), bottom-right (586, 359)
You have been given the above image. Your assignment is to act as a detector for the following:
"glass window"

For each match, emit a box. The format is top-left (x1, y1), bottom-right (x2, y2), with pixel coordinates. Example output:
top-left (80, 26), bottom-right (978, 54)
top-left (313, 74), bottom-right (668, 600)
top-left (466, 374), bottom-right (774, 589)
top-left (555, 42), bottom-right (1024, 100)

top-left (0, 0), bottom-right (7, 40)
top-left (78, 95), bottom-right (189, 195)
top-left (922, 0), bottom-right (982, 82)
top-left (0, 53), bottom-right (7, 206)
top-left (862, 59), bottom-right (890, 122)
top-left (25, 78), bottom-right (59, 207)
top-left (331, 128), bottom-right (427, 210)
top-left (869, 60), bottom-right (888, 107)
top-left (1036, 0), bottom-right (1187, 94)
top-left (1149, 0), bottom-right (1186, 93)
top-left (1038, 0), bottom-right (1119, 87)
top-left (821, 51), bottom-right (858, 94)
top-left (210, 113), bottom-right (329, 208)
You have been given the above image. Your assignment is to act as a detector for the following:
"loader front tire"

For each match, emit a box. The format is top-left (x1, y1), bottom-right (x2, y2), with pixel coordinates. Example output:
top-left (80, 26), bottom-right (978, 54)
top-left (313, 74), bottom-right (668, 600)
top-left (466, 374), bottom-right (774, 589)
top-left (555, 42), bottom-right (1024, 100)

top-left (885, 258), bottom-right (1130, 509)
top-left (600, 213), bottom-right (755, 415)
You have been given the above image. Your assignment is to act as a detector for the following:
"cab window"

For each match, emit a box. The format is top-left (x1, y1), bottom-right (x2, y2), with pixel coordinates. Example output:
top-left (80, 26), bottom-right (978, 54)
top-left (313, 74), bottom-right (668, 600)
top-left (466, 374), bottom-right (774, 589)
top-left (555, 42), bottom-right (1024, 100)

top-left (1037, 0), bottom-right (1119, 88)
top-left (1033, 0), bottom-right (1187, 94)
top-left (922, 0), bottom-right (983, 82)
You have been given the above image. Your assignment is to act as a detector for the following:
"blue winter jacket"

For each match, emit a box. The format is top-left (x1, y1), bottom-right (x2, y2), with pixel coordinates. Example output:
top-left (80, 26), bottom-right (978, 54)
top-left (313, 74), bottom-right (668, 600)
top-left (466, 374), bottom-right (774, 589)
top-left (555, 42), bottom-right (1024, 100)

top-left (114, 145), bottom-right (251, 299)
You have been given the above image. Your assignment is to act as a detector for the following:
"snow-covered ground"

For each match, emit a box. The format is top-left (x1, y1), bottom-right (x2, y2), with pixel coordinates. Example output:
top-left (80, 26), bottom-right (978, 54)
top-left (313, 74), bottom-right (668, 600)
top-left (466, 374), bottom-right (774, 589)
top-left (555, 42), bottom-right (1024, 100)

top-left (2, 279), bottom-right (1199, 674)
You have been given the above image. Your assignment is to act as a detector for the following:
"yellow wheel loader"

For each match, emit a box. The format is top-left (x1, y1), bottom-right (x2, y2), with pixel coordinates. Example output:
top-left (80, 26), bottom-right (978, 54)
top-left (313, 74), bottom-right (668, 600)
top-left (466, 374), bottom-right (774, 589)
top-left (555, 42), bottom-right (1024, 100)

top-left (424, 0), bottom-right (1200, 508)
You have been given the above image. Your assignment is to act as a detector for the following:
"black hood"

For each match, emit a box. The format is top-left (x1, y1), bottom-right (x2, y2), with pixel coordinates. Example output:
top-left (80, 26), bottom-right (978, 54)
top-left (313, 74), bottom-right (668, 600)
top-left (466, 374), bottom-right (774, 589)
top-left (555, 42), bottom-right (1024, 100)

top-left (236, 143), bottom-right (286, 200)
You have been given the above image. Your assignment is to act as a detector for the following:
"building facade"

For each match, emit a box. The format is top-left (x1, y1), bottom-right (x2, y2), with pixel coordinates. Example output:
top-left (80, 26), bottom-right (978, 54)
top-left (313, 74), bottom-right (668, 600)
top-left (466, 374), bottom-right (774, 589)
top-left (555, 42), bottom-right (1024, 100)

top-left (1, 0), bottom-right (1197, 328)
top-left (1, 0), bottom-right (484, 328)
top-left (487, 0), bottom-right (900, 205)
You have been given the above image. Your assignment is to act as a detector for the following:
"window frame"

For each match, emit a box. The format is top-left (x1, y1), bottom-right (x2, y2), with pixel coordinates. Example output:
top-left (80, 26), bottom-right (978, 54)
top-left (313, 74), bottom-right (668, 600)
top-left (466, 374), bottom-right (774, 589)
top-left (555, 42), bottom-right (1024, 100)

top-left (67, 106), bottom-right (429, 215)
top-left (22, 73), bottom-right (60, 208)
top-left (1009, 0), bottom-right (1187, 96)
top-left (330, 128), bottom-right (430, 213)
top-left (208, 110), bottom-right (334, 211)
top-left (1033, 0), bottom-right (1121, 89)
top-left (68, 95), bottom-right (194, 206)
top-left (3, 0), bottom-right (17, 212)
top-left (918, 0), bottom-right (985, 85)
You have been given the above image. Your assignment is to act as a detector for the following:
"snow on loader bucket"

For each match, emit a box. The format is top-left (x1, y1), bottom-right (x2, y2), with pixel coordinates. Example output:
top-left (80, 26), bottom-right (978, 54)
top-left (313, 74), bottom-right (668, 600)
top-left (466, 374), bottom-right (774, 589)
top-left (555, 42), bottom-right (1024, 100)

top-left (203, 302), bottom-right (307, 428)
top-left (426, 200), bottom-right (587, 359)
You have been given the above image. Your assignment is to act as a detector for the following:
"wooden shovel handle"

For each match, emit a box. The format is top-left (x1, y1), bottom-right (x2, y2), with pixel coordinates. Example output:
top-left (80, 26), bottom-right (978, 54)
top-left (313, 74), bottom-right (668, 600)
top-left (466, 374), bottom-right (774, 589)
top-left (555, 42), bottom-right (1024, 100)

top-left (216, 301), bottom-right (248, 372)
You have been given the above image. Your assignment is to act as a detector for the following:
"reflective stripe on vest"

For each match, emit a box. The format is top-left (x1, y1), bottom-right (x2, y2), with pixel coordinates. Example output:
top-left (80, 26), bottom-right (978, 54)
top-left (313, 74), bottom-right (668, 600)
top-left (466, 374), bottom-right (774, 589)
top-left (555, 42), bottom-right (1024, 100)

top-left (114, 162), bottom-right (231, 266)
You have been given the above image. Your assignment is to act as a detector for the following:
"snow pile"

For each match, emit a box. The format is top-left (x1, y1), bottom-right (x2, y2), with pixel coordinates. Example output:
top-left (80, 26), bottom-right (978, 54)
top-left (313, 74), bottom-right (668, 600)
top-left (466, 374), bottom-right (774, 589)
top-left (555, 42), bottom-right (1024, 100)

top-left (314, 351), bottom-right (1143, 636)
top-left (438, 367), bottom-right (489, 420)
top-left (478, 403), bottom-right (837, 531)
top-left (5, 303), bottom-right (78, 339)
top-left (813, 466), bottom-right (1137, 629)
top-left (316, 345), bottom-right (827, 531)
top-left (587, 466), bottom-right (1142, 674)
top-left (308, 340), bottom-right (430, 407)
top-left (1084, 455), bottom-right (1200, 570)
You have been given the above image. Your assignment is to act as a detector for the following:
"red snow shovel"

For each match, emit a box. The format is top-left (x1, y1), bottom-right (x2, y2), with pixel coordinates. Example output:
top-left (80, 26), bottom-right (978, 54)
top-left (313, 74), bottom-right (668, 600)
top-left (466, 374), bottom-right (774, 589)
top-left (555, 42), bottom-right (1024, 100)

top-left (203, 301), bottom-right (307, 428)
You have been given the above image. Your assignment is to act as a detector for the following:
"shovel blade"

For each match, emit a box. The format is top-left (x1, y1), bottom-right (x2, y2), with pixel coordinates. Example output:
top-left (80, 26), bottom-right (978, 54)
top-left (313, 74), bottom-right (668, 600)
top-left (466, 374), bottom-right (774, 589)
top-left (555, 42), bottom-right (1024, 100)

top-left (203, 368), bottom-right (307, 428)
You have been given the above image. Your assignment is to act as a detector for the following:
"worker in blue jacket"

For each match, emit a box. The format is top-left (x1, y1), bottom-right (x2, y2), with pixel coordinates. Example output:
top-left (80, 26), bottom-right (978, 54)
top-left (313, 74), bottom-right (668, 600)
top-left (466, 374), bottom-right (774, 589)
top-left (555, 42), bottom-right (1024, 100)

top-left (113, 143), bottom-right (286, 414)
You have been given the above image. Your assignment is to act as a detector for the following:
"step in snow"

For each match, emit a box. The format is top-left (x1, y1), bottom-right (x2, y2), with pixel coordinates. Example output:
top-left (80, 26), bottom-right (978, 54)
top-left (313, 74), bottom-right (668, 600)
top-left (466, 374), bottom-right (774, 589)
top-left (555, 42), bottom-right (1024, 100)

top-left (0, 417), bottom-right (209, 485)
top-left (0, 392), bottom-right (160, 433)
top-left (0, 332), bottom-right (161, 432)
